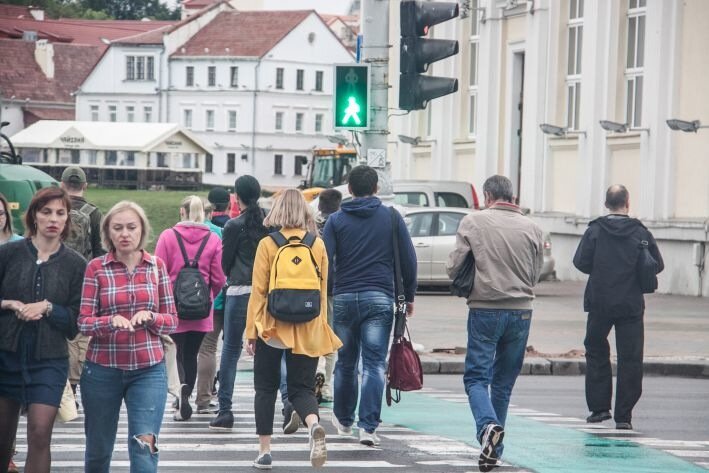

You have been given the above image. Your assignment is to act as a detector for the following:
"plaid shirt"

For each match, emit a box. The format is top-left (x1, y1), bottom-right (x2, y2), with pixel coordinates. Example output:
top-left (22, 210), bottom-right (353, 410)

top-left (79, 251), bottom-right (178, 370)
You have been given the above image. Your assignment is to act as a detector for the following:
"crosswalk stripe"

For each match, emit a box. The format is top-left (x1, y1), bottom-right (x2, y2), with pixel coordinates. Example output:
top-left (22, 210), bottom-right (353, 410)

top-left (16, 443), bottom-right (377, 452)
top-left (14, 460), bottom-right (406, 468)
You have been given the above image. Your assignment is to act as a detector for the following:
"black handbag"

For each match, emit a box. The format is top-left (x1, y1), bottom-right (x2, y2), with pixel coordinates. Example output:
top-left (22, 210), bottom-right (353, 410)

top-left (637, 240), bottom-right (659, 294)
top-left (450, 251), bottom-right (475, 298)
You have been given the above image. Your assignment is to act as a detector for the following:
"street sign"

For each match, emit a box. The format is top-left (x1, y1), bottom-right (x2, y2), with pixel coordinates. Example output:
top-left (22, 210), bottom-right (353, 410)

top-left (333, 64), bottom-right (370, 130)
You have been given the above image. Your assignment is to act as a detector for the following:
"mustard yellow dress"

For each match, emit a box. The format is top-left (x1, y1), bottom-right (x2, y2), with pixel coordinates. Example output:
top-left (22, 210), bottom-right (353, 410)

top-left (246, 228), bottom-right (342, 357)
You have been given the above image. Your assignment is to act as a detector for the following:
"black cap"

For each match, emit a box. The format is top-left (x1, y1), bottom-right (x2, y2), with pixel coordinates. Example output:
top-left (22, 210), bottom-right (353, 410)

top-left (208, 187), bottom-right (230, 204)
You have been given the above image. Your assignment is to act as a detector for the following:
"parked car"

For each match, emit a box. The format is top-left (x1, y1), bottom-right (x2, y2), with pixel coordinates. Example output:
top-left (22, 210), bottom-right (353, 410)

top-left (309, 179), bottom-right (479, 211)
top-left (403, 207), bottom-right (555, 288)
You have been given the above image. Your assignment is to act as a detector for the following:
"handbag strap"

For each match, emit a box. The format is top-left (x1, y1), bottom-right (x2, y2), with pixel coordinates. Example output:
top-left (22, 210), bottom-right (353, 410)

top-left (390, 207), bottom-right (407, 338)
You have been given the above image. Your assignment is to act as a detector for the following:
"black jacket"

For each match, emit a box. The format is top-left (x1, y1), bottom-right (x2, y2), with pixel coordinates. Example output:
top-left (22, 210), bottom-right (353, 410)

top-left (0, 239), bottom-right (87, 359)
top-left (221, 209), bottom-right (268, 286)
top-left (573, 215), bottom-right (664, 314)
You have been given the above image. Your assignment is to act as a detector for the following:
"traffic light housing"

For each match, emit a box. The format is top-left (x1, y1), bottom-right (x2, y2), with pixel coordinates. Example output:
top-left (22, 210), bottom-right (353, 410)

top-left (333, 64), bottom-right (370, 130)
top-left (399, 0), bottom-right (459, 111)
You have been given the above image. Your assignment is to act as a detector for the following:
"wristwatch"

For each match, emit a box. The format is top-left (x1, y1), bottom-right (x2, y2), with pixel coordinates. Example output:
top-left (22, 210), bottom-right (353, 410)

top-left (45, 300), bottom-right (53, 317)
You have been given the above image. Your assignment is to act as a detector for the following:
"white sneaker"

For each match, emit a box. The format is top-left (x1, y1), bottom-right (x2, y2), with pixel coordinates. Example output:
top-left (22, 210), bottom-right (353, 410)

top-left (359, 429), bottom-right (380, 447)
top-left (331, 415), bottom-right (352, 436)
top-left (309, 423), bottom-right (327, 467)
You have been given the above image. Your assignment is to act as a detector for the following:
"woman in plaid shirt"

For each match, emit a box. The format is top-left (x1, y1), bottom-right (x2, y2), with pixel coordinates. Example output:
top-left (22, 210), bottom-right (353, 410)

top-left (78, 201), bottom-right (178, 473)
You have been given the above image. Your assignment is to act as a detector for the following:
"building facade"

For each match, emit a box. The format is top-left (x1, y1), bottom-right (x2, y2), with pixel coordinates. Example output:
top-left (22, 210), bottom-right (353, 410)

top-left (389, 0), bottom-right (709, 296)
top-left (75, 3), bottom-right (354, 190)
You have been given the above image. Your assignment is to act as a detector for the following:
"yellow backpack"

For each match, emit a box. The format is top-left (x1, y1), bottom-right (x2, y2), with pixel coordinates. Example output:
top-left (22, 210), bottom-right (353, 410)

top-left (267, 231), bottom-right (322, 323)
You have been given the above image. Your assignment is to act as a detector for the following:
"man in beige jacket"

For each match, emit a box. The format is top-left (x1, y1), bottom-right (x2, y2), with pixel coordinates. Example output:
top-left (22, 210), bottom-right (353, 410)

top-left (447, 175), bottom-right (544, 472)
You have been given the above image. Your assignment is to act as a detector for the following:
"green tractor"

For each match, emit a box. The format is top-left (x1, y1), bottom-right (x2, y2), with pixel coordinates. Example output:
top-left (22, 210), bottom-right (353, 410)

top-left (0, 121), bottom-right (58, 234)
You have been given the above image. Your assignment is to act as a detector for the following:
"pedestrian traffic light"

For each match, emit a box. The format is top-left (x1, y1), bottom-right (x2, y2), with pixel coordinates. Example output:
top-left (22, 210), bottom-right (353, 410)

top-left (399, 0), bottom-right (459, 111)
top-left (333, 64), bottom-right (369, 130)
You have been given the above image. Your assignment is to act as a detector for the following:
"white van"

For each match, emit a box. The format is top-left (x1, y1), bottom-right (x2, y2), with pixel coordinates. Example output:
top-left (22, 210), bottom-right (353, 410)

top-left (310, 179), bottom-right (480, 210)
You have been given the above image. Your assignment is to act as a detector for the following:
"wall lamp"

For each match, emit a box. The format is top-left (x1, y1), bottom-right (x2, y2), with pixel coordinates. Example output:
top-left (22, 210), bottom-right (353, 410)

top-left (599, 120), bottom-right (649, 134)
top-left (398, 134), bottom-right (421, 145)
top-left (326, 134), bottom-right (349, 146)
top-left (539, 123), bottom-right (586, 138)
top-left (666, 119), bottom-right (708, 133)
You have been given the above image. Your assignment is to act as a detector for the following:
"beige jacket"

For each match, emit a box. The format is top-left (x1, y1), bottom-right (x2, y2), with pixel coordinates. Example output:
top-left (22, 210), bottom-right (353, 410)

top-left (446, 203), bottom-right (544, 310)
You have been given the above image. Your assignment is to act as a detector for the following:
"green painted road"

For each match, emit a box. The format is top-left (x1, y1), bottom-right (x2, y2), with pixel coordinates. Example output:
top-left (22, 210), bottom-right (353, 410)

top-left (383, 391), bottom-right (707, 473)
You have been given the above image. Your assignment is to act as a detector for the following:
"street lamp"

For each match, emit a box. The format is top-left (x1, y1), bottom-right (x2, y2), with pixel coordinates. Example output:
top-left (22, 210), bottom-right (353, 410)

top-left (666, 119), bottom-right (708, 133)
top-left (326, 134), bottom-right (349, 146)
top-left (539, 123), bottom-right (586, 138)
top-left (599, 120), bottom-right (649, 134)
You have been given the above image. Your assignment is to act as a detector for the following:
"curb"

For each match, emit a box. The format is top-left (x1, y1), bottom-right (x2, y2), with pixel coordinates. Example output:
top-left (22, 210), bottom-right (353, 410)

top-left (418, 355), bottom-right (709, 379)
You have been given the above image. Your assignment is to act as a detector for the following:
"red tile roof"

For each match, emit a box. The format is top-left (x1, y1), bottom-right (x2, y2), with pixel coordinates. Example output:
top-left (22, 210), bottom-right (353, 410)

top-left (0, 4), bottom-right (31, 18)
top-left (172, 10), bottom-right (313, 58)
top-left (0, 16), bottom-right (175, 50)
top-left (23, 107), bottom-right (75, 127)
top-left (182, 0), bottom-right (218, 8)
top-left (0, 39), bottom-right (101, 104)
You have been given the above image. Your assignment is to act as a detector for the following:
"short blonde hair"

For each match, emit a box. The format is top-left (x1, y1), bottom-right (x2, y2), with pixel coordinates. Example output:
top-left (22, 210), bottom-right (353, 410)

top-left (101, 200), bottom-right (151, 252)
top-left (264, 188), bottom-right (316, 233)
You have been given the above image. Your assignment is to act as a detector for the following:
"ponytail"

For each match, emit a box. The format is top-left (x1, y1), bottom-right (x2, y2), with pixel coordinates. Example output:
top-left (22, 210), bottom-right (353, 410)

top-left (181, 195), bottom-right (205, 223)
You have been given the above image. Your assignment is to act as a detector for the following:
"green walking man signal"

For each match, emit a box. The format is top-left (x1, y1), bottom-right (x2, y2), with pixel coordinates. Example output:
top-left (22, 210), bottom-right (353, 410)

top-left (333, 64), bottom-right (369, 130)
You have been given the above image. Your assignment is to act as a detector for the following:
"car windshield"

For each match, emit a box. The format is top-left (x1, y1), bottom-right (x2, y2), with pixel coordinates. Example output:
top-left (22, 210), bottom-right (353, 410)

top-left (311, 156), bottom-right (354, 188)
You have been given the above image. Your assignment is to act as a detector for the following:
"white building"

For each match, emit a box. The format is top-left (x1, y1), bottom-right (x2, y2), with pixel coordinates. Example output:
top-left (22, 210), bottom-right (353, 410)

top-left (388, 0), bottom-right (709, 297)
top-left (75, 1), bottom-right (354, 190)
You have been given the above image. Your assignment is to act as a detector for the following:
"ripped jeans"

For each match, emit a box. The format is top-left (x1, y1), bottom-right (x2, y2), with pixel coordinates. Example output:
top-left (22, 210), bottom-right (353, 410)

top-left (81, 360), bottom-right (167, 473)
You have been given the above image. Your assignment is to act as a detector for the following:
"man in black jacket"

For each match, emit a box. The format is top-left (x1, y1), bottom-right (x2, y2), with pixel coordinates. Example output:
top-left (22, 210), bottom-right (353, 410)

top-left (573, 185), bottom-right (663, 430)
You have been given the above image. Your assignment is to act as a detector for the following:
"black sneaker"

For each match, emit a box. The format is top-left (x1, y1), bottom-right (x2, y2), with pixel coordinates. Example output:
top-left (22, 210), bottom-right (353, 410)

top-left (478, 423), bottom-right (504, 472)
top-left (173, 384), bottom-right (192, 421)
top-left (314, 372), bottom-right (325, 404)
top-left (253, 452), bottom-right (272, 470)
top-left (586, 410), bottom-right (612, 423)
top-left (616, 422), bottom-right (633, 430)
top-left (282, 404), bottom-right (301, 435)
top-left (209, 411), bottom-right (234, 431)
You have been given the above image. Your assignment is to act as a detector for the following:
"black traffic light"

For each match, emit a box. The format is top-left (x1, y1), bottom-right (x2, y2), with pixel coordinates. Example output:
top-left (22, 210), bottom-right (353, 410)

top-left (399, 0), bottom-right (459, 111)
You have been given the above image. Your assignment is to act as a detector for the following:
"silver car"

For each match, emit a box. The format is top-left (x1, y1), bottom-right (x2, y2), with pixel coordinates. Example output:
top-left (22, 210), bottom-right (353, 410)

top-left (403, 207), bottom-right (555, 287)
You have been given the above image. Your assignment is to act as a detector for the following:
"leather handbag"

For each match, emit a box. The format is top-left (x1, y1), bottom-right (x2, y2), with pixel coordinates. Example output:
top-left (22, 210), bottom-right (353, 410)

top-left (450, 251), bottom-right (475, 298)
top-left (386, 208), bottom-right (423, 406)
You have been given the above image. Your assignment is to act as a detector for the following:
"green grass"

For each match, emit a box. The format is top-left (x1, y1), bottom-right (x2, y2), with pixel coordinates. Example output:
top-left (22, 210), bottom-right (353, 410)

top-left (85, 188), bottom-right (204, 251)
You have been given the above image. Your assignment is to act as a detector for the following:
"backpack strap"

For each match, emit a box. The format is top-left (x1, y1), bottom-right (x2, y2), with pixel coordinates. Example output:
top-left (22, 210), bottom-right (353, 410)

top-left (173, 229), bottom-right (210, 268)
top-left (79, 202), bottom-right (96, 216)
top-left (269, 231), bottom-right (288, 247)
top-left (301, 231), bottom-right (316, 248)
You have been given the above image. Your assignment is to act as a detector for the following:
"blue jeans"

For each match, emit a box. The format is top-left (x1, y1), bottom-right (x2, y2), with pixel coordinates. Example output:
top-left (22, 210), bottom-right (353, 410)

top-left (218, 293), bottom-right (248, 413)
top-left (333, 291), bottom-right (394, 433)
top-left (80, 360), bottom-right (167, 473)
top-left (463, 308), bottom-right (532, 456)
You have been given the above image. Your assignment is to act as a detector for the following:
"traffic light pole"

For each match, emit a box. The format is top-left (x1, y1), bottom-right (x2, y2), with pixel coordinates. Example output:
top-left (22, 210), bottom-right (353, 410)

top-left (360, 0), bottom-right (393, 200)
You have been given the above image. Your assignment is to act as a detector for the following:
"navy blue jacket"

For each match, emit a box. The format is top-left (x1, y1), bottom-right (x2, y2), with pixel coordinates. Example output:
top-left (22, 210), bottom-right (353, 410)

top-left (323, 196), bottom-right (417, 301)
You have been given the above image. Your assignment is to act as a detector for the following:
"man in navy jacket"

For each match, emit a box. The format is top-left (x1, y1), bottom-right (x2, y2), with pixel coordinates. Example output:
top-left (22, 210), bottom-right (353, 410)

top-left (323, 165), bottom-right (417, 447)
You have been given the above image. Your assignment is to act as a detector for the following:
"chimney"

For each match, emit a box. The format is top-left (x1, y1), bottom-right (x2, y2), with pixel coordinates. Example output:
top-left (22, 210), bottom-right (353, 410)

top-left (34, 39), bottom-right (55, 79)
top-left (29, 6), bottom-right (45, 21)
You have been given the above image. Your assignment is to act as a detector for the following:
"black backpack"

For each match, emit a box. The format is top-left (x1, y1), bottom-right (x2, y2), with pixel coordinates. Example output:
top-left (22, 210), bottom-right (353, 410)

top-left (172, 229), bottom-right (212, 320)
top-left (637, 239), bottom-right (659, 294)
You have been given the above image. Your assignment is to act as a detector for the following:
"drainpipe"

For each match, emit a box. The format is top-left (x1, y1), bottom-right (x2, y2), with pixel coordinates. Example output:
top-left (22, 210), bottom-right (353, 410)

top-left (250, 58), bottom-right (262, 176)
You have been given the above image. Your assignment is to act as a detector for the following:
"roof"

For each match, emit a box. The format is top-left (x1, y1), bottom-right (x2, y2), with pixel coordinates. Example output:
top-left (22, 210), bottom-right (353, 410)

top-left (0, 16), bottom-right (176, 50)
top-left (182, 0), bottom-right (218, 8)
top-left (0, 39), bottom-right (102, 104)
top-left (10, 120), bottom-right (211, 154)
top-left (0, 4), bottom-right (31, 18)
top-left (172, 9), bottom-right (312, 58)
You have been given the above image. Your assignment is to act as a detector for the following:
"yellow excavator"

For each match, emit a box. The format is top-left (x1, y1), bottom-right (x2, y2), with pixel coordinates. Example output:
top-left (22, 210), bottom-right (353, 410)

top-left (299, 147), bottom-right (358, 202)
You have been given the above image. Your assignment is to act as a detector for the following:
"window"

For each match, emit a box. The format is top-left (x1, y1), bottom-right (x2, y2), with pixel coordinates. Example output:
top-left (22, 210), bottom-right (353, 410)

top-left (182, 153), bottom-right (193, 168)
top-left (395, 192), bottom-right (429, 207)
top-left (435, 193), bottom-right (468, 208)
top-left (88, 150), bottom-right (98, 165)
top-left (144, 106), bottom-right (152, 122)
top-left (108, 105), bottom-right (117, 122)
top-left (276, 68), bottom-right (284, 89)
top-left (241, 153), bottom-right (248, 161)
top-left (126, 56), bottom-right (135, 80)
top-left (625, 0), bottom-right (646, 128)
top-left (274, 154), bottom-right (283, 175)
top-left (123, 56), bottom-right (156, 81)
top-left (315, 113), bottom-right (323, 133)
top-left (315, 70), bottom-right (324, 91)
top-left (208, 66), bottom-right (216, 87)
top-left (295, 113), bottom-right (304, 132)
top-left (566, 0), bottom-right (583, 131)
top-left (126, 151), bottom-right (136, 166)
top-left (294, 155), bottom-right (307, 176)
top-left (230, 66), bottom-right (238, 87)
top-left (228, 110), bottom-right (237, 131)
top-left (437, 212), bottom-right (465, 236)
top-left (106, 150), bottom-right (118, 165)
top-left (90, 105), bottom-right (99, 121)
top-left (71, 149), bottom-right (80, 164)
top-left (157, 152), bottom-right (167, 167)
top-left (206, 110), bottom-right (215, 131)
top-left (186, 66), bottom-right (194, 86)
top-left (296, 69), bottom-right (304, 90)
top-left (404, 212), bottom-right (434, 237)
top-left (275, 111), bottom-right (283, 131)
top-left (126, 106), bottom-right (135, 122)
top-left (227, 153), bottom-right (236, 173)
top-left (184, 109), bottom-right (193, 129)
top-left (205, 154), bottom-right (213, 173)
top-left (468, 0), bottom-right (480, 135)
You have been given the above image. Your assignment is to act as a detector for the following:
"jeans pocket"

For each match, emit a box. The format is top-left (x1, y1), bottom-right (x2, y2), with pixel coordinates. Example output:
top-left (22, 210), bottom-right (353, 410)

top-left (365, 303), bottom-right (394, 327)
top-left (469, 312), bottom-right (500, 342)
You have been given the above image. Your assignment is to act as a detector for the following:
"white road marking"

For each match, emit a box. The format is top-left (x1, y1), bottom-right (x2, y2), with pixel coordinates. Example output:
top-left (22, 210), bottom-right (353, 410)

top-left (14, 460), bottom-right (405, 468)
